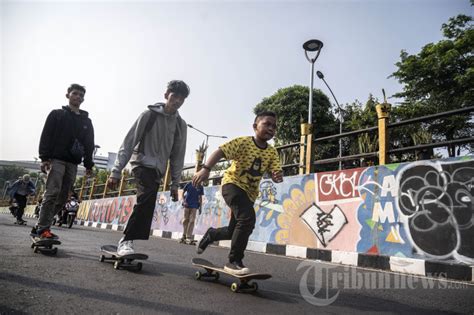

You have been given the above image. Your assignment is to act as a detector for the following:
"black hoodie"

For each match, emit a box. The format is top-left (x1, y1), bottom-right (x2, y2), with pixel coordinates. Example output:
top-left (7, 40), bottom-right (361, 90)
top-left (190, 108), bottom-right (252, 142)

top-left (39, 106), bottom-right (95, 169)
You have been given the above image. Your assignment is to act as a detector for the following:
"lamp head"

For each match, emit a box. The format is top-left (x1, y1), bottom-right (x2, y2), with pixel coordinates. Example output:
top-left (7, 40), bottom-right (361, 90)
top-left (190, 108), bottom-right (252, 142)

top-left (303, 39), bottom-right (323, 52)
top-left (316, 71), bottom-right (324, 79)
top-left (303, 39), bottom-right (323, 64)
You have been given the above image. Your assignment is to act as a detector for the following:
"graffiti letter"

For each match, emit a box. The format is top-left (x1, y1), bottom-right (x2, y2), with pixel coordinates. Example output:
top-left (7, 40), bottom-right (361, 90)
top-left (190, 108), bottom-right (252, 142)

top-left (372, 202), bottom-right (395, 224)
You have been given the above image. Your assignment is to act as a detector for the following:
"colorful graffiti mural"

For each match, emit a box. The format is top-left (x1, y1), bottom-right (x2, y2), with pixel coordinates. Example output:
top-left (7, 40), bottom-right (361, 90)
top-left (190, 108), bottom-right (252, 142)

top-left (77, 195), bottom-right (135, 225)
top-left (357, 165), bottom-right (412, 257)
top-left (396, 159), bottom-right (474, 264)
top-left (74, 156), bottom-right (473, 265)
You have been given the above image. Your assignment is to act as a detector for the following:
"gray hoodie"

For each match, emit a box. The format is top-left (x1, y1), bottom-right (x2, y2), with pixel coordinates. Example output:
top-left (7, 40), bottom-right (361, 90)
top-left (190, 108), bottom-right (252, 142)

top-left (110, 103), bottom-right (187, 189)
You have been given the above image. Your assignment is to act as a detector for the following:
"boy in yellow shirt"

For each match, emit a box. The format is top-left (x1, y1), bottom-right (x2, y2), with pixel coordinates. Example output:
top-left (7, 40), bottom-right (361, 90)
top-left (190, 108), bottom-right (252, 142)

top-left (192, 111), bottom-right (283, 275)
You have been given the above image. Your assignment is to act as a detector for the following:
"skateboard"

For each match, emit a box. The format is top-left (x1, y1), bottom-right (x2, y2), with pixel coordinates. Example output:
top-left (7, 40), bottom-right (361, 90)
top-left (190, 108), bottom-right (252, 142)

top-left (14, 220), bottom-right (27, 225)
top-left (30, 237), bottom-right (61, 255)
top-left (179, 238), bottom-right (197, 245)
top-left (192, 258), bottom-right (271, 293)
top-left (99, 245), bottom-right (148, 271)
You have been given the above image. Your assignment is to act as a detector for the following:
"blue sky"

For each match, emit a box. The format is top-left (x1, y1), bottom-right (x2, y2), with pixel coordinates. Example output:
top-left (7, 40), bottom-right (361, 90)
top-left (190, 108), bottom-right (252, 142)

top-left (1, 0), bottom-right (471, 164)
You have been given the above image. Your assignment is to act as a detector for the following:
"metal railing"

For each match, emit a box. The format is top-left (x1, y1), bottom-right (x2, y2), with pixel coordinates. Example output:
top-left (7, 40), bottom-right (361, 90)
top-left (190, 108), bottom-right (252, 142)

top-left (2, 106), bottom-right (472, 204)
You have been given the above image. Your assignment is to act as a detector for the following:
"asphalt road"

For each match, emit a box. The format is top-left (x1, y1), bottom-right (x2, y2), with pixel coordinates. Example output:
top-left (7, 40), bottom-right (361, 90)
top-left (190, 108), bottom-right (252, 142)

top-left (0, 214), bottom-right (473, 314)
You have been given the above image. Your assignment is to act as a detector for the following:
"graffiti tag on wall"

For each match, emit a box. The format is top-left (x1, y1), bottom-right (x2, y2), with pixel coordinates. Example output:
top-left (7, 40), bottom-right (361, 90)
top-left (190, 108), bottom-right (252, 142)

top-left (397, 159), bottom-right (474, 264)
top-left (300, 204), bottom-right (348, 247)
top-left (316, 168), bottom-right (363, 204)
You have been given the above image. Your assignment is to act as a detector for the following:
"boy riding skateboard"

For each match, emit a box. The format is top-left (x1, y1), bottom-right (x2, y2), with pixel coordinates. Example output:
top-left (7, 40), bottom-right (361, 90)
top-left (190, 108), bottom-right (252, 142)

top-left (107, 80), bottom-right (190, 256)
top-left (192, 111), bottom-right (283, 275)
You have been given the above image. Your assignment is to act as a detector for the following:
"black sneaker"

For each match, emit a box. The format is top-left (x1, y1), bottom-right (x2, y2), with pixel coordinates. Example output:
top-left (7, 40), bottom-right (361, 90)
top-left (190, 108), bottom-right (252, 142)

top-left (196, 228), bottom-right (214, 254)
top-left (30, 226), bottom-right (39, 237)
top-left (224, 261), bottom-right (250, 275)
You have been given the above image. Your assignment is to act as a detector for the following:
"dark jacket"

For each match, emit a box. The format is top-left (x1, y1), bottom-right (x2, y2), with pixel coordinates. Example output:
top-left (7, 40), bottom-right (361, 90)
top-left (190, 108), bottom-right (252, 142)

top-left (39, 106), bottom-right (95, 169)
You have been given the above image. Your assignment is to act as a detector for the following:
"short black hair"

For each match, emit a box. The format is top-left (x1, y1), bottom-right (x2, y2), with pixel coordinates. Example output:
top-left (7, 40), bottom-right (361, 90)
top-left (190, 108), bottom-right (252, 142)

top-left (254, 111), bottom-right (277, 123)
top-left (67, 83), bottom-right (86, 94)
top-left (167, 80), bottom-right (190, 98)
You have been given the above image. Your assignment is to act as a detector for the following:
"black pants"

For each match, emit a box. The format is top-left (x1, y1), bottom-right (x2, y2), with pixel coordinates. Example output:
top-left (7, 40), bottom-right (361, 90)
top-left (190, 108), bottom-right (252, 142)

top-left (210, 184), bottom-right (256, 262)
top-left (14, 193), bottom-right (27, 221)
top-left (123, 166), bottom-right (160, 241)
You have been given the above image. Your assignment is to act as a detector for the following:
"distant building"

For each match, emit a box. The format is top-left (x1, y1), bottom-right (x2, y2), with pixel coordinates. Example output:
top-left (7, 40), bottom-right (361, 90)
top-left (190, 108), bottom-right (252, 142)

top-left (0, 159), bottom-right (86, 176)
top-left (93, 152), bottom-right (117, 171)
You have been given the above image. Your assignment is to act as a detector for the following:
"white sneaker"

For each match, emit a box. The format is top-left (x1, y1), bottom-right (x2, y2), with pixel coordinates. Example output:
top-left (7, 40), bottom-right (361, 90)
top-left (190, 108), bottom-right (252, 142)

top-left (117, 239), bottom-right (134, 256)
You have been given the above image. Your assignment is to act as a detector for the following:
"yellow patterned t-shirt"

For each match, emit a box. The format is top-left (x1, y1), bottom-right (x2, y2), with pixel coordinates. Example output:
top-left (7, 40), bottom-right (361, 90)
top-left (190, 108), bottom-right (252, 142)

top-left (220, 136), bottom-right (282, 202)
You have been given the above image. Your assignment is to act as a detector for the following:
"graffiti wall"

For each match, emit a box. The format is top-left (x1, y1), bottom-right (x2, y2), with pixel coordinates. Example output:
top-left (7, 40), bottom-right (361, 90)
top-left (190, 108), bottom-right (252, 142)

top-left (76, 156), bottom-right (473, 264)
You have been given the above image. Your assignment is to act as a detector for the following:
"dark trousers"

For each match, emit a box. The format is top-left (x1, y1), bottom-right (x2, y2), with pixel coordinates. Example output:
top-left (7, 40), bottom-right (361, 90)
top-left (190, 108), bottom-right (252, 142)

top-left (123, 166), bottom-right (160, 241)
top-left (210, 184), bottom-right (256, 262)
top-left (14, 193), bottom-right (27, 221)
top-left (38, 159), bottom-right (77, 230)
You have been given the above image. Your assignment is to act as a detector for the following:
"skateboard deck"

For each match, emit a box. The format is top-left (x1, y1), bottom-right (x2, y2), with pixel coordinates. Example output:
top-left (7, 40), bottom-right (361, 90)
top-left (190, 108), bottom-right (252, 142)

top-left (30, 236), bottom-right (61, 255)
top-left (192, 258), bottom-right (271, 293)
top-left (99, 245), bottom-right (148, 271)
top-left (179, 238), bottom-right (197, 245)
top-left (14, 221), bottom-right (27, 225)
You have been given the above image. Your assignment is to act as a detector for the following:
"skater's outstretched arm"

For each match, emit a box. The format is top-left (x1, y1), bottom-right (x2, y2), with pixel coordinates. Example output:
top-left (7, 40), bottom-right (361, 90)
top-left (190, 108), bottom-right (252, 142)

top-left (192, 148), bottom-right (225, 187)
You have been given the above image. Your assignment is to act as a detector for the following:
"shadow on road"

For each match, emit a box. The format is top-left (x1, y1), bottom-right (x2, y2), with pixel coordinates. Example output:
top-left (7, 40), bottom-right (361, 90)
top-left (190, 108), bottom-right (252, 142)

top-left (0, 272), bottom-right (216, 315)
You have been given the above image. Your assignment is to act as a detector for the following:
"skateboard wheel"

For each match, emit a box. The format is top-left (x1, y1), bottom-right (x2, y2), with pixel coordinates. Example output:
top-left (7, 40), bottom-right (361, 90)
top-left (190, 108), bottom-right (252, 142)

top-left (195, 271), bottom-right (202, 280)
top-left (213, 272), bottom-right (220, 281)
top-left (251, 282), bottom-right (258, 291)
top-left (114, 261), bottom-right (121, 270)
top-left (51, 248), bottom-right (58, 255)
top-left (136, 262), bottom-right (143, 271)
top-left (230, 282), bottom-right (239, 293)
top-left (99, 255), bottom-right (105, 262)
top-left (34, 247), bottom-right (39, 253)
top-left (31, 243), bottom-right (35, 249)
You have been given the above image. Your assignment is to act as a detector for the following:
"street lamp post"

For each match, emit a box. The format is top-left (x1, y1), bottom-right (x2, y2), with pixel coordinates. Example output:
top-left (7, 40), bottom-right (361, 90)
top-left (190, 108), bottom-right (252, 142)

top-left (316, 70), bottom-right (344, 170)
top-left (302, 39), bottom-right (323, 174)
top-left (187, 124), bottom-right (227, 163)
top-left (94, 144), bottom-right (100, 158)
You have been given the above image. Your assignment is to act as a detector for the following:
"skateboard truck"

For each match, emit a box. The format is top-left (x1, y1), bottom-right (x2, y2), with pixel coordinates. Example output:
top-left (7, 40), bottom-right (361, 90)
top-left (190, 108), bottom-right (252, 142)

top-left (99, 254), bottom-right (143, 271)
top-left (30, 238), bottom-right (61, 255)
top-left (99, 245), bottom-right (148, 271)
top-left (192, 258), bottom-right (270, 293)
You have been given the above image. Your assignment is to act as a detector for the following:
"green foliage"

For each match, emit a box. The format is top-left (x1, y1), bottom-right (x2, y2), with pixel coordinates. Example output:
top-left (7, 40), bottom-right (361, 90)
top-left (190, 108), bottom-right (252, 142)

top-left (0, 165), bottom-right (27, 191)
top-left (254, 85), bottom-right (339, 172)
top-left (390, 14), bottom-right (474, 156)
top-left (340, 95), bottom-right (379, 166)
top-left (254, 85), bottom-right (338, 145)
top-left (96, 169), bottom-right (110, 185)
top-left (343, 95), bottom-right (378, 131)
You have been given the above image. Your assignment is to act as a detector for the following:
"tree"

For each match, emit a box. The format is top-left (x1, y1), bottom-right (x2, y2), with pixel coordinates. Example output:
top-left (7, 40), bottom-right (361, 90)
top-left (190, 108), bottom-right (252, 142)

top-left (0, 166), bottom-right (27, 193)
top-left (96, 169), bottom-right (109, 185)
top-left (390, 14), bottom-right (474, 156)
top-left (253, 85), bottom-right (339, 172)
top-left (254, 85), bottom-right (337, 144)
top-left (341, 95), bottom-right (379, 166)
